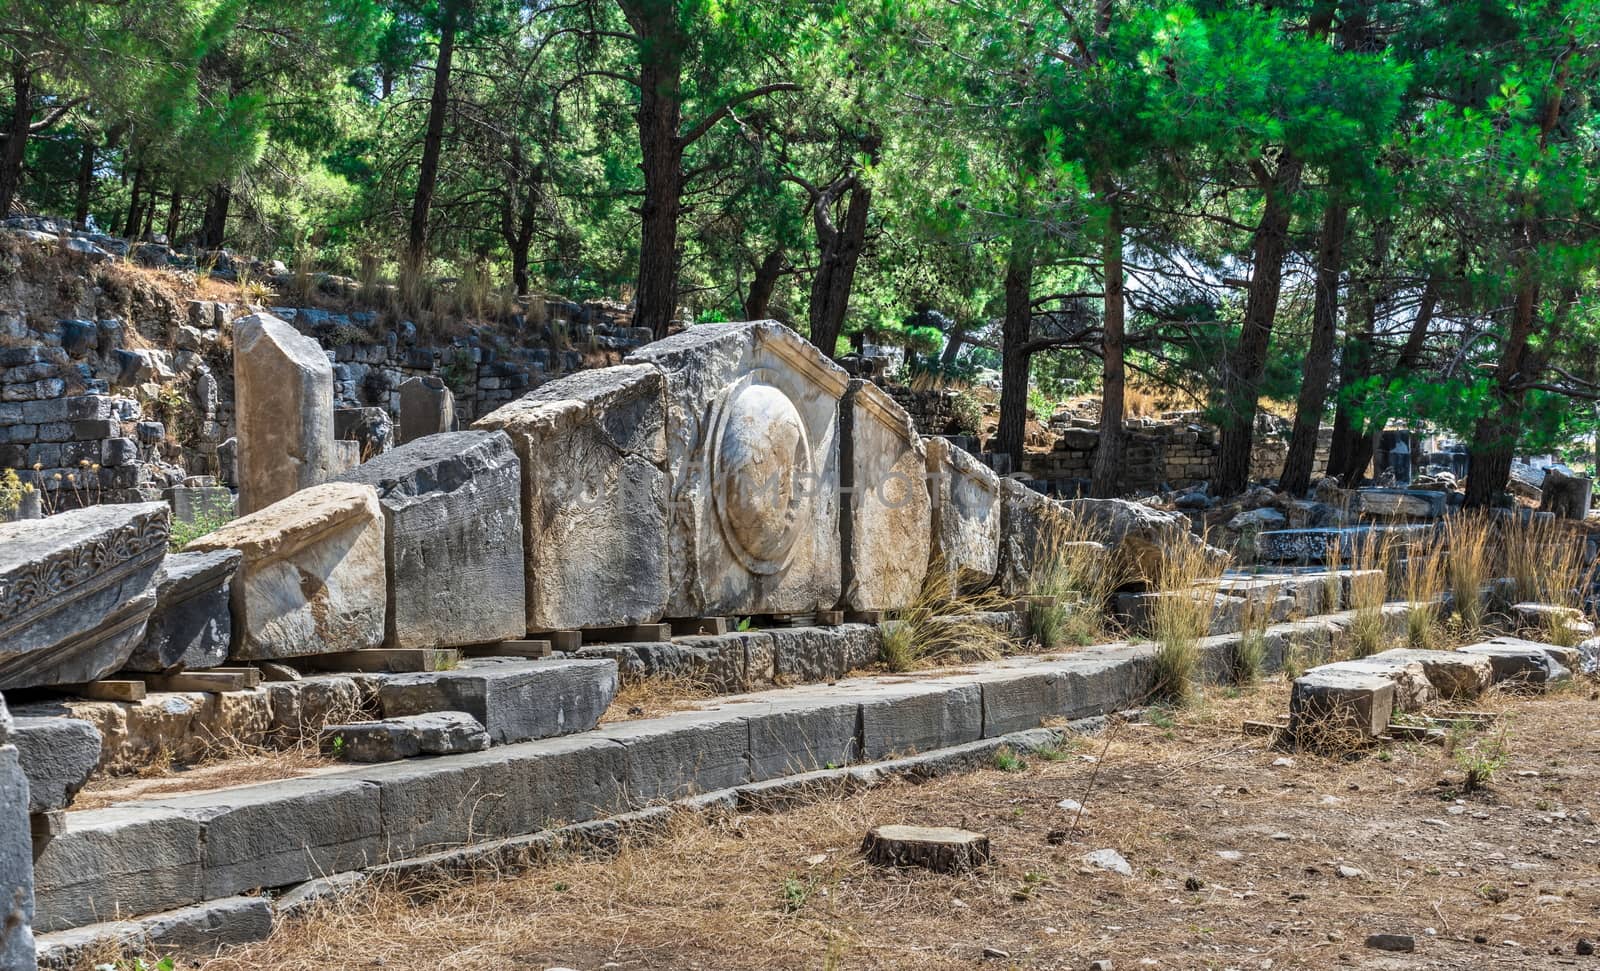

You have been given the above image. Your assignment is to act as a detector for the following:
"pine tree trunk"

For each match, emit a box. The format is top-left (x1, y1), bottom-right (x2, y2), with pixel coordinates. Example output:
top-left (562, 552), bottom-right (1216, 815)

top-left (198, 182), bottom-right (230, 249)
top-left (73, 139), bottom-right (94, 229)
top-left (1280, 197), bottom-right (1348, 497)
top-left (407, 2), bottom-right (458, 267)
top-left (996, 245), bottom-right (1034, 467)
top-left (808, 182), bottom-right (870, 358)
top-left (1465, 275), bottom-right (1539, 508)
top-left (1214, 155), bottom-right (1302, 495)
top-left (164, 188), bottom-right (183, 241)
top-left (122, 165), bottom-right (145, 239)
top-left (0, 63), bottom-right (29, 218)
top-left (1090, 180), bottom-right (1125, 498)
top-left (744, 248), bottom-right (785, 319)
top-left (626, 0), bottom-right (687, 340)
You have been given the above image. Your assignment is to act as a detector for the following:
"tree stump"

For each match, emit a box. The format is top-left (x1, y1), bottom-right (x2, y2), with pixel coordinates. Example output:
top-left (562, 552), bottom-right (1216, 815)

top-left (861, 825), bottom-right (991, 873)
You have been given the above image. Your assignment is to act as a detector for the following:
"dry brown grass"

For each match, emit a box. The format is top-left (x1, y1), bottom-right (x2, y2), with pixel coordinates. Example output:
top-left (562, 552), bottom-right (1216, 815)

top-left (1446, 512), bottom-right (1495, 635)
top-left (182, 683), bottom-right (1600, 971)
top-left (1345, 529), bottom-right (1392, 658)
top-left (72, 746), bottom-right (339, 810)
top-left (1026, 508), bottom-right (1129, 650)
top-left (1148, 532), bottom-right (1228, 704)
top-left (601, 674), bottom-right (718, 724)
top-left (879, 560), bottom-right (1018, 672)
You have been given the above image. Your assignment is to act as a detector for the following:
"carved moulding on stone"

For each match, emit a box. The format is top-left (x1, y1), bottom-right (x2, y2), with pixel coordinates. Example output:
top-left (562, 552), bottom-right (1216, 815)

top-left (474, 365), bottom-right (670, 631)
top-left (839, 378), bottom-right (930, 612)
top-left (626, 321), bottom-right (849, 617)
top-left (188, 482), bottom-right (386, 660)
top-left (0, 502), bottom-right (170, 690)
top-left (925, 437), bottom-right (1001, 592)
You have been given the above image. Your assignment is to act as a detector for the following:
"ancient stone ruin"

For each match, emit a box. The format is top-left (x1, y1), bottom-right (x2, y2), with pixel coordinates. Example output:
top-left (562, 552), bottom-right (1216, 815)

top-left (0, 315), bottom-right (1593, 971)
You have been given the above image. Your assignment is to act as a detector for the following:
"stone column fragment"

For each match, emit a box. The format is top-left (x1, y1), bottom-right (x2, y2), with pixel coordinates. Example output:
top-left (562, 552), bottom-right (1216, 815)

top-left (234, 313), bottom-right (335, 514)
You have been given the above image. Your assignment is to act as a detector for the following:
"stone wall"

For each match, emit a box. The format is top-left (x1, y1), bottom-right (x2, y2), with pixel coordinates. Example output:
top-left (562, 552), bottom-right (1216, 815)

top-left (1022, 413), bottom-right (1331, 495)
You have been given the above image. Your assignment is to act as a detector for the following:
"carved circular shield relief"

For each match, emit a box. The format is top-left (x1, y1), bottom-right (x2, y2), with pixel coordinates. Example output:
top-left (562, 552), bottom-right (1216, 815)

top-left (709, 371), bottom-right (810, 575)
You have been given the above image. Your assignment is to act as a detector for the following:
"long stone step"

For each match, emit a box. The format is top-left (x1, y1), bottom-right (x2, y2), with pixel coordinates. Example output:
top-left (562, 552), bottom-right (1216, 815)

top-left (29, 606), bottom-right (1389, 961)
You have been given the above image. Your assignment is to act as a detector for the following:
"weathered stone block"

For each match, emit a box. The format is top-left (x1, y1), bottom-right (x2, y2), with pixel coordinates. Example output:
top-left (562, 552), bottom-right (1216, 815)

top-left (123, 549), bottom-right (241, 672)
top-left (997, 478), bottom-right (1075, 596)
top-left (0, 502), bottom-right (169, 689)
top-left (187, 482), bottom-right (385, 660)
top-left (32, 806), bottom-right (204, 932)
top-left (627, 321), bottom-right (847, 616)
top-left (1352, 488), bottom-right (1447, 520)
top-left (10, 717), bottom-right (100, 812)
top-left (146, 777), bottom-right (382, 899)
top-left (925, 437), bottom-right (1001, 590)
top-left (839, 380), bottom-right (930, 611)
top-left (234, 313), bottom-right (336, 514)
top-left (398, 375), bottom-right (455, 445)
top-left (1458, 640), bottom-right (1572, 686)
top-left (475, 365), bottom-right (669, 631)
top-left (335, 430), bottom-right (524, 649)
top-left (0, 710), bottom-right (34, 969)
top-left (376, 658), bottom-right (618, 744)
top-left (1367, 648), bottom-right (1493, 699)
top-left (321, 711), bottom-right (490, 763)
top-left (1289, 670), bottom-right (1395, 738)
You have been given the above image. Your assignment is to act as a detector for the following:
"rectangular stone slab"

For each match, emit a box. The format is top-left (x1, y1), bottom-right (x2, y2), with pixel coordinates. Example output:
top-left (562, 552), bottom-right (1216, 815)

top-left (0, 502), bottom-right (169, 689)
top-left (925, 437), bottom-right (1001, 590)
top-left (626, 320), bottom-right (848, 617)
top-left (335, 430), bottom-right (525, 649)
top-left (474, 365), bottom-right (669, 631)
top-left (1289, 670), bottom-right (1396, 737)
top-left (234, 313), bottom-right (336, 514)
top-left (187, 482), bottom-right (385, 660)
top-left (11, 716), bottom-right (101, 812)
top-left (123, 548), bottom-right (241, 672)
top-left (839, 379), bottom-right (930, 611)
top-left (375, 657), bottom-right (619, 744)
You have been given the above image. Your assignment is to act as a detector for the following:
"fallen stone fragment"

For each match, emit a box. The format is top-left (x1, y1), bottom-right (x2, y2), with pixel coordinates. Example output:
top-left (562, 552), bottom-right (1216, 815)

top-left (926, 437), bottom-right (1002, 591)
top-left (10, 716), bottom-right (101, 812)
top-left (376, 657), bottom-right (618, 744)
top-left (1289, 670), bottom-right (1395, 739)
top-left (1457, 641), bottom-right (1572, 687)
top-left (188, 482), bottom-right (386, 660)
top-left (1365, 933), bottom-right (1416, 952)
top-left (838, 379), bottom-right (930, 610)
top-left (0, 502), bottom-right (169, 689)
top-left (335, 430), bottom-right (525, 649)
top-left (1313, 656), bottom-right (1436, 711)
top-left (123, 548), bottom-right (242, 672)
top-left (320, 712), bottom-right (489, 763)
top-left (861, 824), bottom-right (991, 874)
top-left (1082, 848), bottom-right (1133, 877)
top-left (474, 365), bottom-right (670, 631)
top-left (1366, 648), bottom-right (1493, 699)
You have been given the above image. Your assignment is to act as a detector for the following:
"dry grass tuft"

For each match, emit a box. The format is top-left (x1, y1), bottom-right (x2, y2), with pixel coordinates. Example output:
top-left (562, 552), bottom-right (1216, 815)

top-left (879, 562), bottom-right (1017, 672)
top-left (1444, 511), bottom-right (1494, 635)
top-left (601, 674), bottom-right (718, 724)
top-left (1148, 533), bottom-right (1228, 705)
top-left (1026, 508), bottom-right (1128, 650)
top-left (1344, 529), bottom-right (1391, 658)
top-left (1400, 537), bottom-right (1448, 650)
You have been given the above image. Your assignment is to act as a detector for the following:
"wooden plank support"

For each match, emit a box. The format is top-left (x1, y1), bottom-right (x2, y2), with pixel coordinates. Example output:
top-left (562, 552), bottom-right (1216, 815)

top-left (463, 639), bottom-right (552, 659)
top-left (843, 610), bottom-right (884, 625)
top-left (1241, 720), bottom-right (1282, 737)
top-left (294, 649), bottom-right (462, 674)
top-left (670, 617), bottom-right (731, 637)
top-left (64, 680), bottom-right (146, 702)
top-left (580, 623), bottom-right (670, 644)
top-left (140, 669), bottom-right (260, 693)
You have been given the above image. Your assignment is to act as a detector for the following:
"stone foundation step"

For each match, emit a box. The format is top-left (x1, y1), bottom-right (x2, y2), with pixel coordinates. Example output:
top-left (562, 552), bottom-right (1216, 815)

top-left (33, 724), bottom-right (1076, 969)
top-left (30, 606), bottom-right (1392, 943)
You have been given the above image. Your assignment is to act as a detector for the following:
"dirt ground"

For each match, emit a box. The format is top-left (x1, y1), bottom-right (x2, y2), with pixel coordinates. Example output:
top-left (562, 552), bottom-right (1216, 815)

top-left (183, 677), bottom-right (1599, 971)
